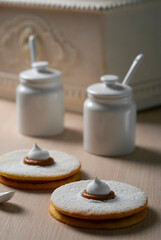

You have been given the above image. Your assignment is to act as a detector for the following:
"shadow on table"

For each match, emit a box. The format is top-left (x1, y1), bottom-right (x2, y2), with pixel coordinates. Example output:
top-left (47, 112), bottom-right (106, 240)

top-left (81, 170), bottom-right (91, 180)
top-left (38, 127), bottom-right (83, 144)
top-left (73, 207), bottom-right (160, 237)
top-left (0, 202), bottom-right (26, 214)
top-left (118, 146), bottom-right (161, 167)
top-left (90, 146), bottom-right (161, 167)
top-left (17, 189), bottom-right (53, 195)
top-left (137, 106), bottom-right (161, 125)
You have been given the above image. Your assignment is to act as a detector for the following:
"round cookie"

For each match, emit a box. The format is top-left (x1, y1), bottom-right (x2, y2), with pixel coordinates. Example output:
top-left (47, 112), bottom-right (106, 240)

top-left (0, 150), bottom-right (81, 181)
top-left (0, 171), bottom-right (81, 190)
top-left (51, 180), bottom-right (148, 220)
top-left (49, 204), bottom-right (147, 229)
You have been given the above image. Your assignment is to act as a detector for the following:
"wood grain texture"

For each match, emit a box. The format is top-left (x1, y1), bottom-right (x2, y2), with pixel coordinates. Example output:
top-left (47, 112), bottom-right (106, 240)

top-left (0, 99), bottom-right (161, 240)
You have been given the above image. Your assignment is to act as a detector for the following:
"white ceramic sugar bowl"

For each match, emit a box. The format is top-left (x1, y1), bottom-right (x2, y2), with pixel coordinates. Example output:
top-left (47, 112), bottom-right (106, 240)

top-left (16, 36), bottom-right (64, 137)
top-left (83, 75), bottom-right (136, 156)
top-left (17, 62), bottom-right (64, 137)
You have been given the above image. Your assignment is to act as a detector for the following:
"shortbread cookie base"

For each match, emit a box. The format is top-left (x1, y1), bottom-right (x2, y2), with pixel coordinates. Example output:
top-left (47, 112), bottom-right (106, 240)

top-left (51, 180), bottom-right (148, 220)
top-left (49, 204), bottom-right (147, 229)
top-left (0, 150), bottom-right (81, 181)
top-left (0, 171), bottom-right (81, 190)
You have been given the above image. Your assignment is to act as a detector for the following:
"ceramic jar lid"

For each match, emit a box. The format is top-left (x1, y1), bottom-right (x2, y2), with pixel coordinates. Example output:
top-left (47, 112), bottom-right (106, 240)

top-left (19, 61), bottom-right (61, 84)
top-left (87, 75), bottom-right (132, 99)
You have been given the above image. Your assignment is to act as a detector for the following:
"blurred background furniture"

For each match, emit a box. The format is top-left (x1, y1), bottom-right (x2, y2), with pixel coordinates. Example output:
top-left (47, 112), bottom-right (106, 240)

top-left (0, 0), bottom-right (160, 112)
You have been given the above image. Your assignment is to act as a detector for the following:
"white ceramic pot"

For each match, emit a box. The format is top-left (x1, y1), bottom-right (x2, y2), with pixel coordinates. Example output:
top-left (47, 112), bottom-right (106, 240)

top-left (16, 61), bottom-right (64, 137)
top-left (83, 75), bottom-right (136, 156)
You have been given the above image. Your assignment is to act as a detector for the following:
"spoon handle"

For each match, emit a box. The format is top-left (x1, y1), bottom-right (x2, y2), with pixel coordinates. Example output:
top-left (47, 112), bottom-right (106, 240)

top-left (122, 54), bottom-right (144, 85)
top-left (29, 35), bottom-right (36, 65)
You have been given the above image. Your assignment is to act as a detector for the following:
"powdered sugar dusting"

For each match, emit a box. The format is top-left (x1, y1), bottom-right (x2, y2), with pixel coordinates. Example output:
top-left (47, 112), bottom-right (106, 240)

top-left (51, 180), bottom-right (147, 216)
top-left (0, 150), bottom-right (80, 178)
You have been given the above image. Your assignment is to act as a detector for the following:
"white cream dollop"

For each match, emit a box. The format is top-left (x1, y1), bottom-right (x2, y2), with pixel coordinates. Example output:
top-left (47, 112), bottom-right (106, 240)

top-left (86, 177), bottom-right (110, 196)
top-left (28, 143), bottom-right (50, 161)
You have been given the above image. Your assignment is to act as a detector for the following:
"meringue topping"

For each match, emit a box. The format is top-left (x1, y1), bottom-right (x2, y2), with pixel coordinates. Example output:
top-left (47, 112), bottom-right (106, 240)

top-left (28, 143), bottom-right (50, 161)
top-left (82, 177), bottom-right (115, 201)
top-left (24, 143), bottom-right (54, 166)
top-left (86, 177), bottom-right (110, 195)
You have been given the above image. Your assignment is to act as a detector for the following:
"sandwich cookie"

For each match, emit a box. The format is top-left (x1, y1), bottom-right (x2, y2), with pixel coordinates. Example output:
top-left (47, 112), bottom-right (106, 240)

top-left (49, 177), bottom-right (148, 229)
top-left (0, 143), bottom-right (81, 190)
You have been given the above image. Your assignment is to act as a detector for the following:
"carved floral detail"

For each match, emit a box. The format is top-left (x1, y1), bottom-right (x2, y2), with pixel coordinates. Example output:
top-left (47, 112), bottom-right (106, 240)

top-left (0, 15), bottom-right (78, 74)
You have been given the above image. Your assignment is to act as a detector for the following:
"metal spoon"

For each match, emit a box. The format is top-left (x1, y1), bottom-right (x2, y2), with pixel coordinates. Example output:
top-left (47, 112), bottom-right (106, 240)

top-left (122, 53), bottom-right (144, 85)
top-left (0, 191), bottom-right (15, 204)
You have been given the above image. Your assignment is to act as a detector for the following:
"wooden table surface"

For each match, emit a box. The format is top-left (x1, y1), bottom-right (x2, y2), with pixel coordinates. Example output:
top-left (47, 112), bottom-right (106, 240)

top-left (0, 99), bottom-right (161, 240)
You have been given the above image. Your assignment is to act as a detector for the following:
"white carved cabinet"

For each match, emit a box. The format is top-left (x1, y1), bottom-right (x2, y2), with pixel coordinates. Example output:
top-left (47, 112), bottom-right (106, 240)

top-left (0, 0), bottom-right (160, 112)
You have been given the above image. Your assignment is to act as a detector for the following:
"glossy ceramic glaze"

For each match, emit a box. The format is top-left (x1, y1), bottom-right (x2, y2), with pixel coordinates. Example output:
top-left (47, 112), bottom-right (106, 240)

top-left (0, 191), bottom-right (15, 204)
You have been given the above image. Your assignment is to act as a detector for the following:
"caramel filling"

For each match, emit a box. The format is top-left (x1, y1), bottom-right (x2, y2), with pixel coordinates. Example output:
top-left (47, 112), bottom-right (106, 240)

top-left (82, 189), bottom-right (115, 201)
top-left (24, 156), bottom-right (54, 166)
